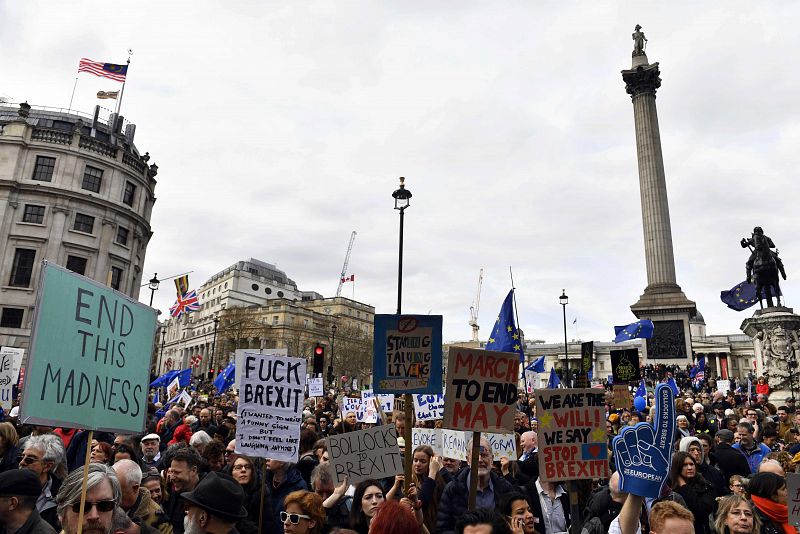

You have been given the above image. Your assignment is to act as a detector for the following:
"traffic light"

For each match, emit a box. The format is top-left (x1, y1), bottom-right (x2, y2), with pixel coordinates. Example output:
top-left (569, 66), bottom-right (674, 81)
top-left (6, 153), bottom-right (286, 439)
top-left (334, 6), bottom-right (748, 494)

top-left (313, 344), bottom-right (325, 375)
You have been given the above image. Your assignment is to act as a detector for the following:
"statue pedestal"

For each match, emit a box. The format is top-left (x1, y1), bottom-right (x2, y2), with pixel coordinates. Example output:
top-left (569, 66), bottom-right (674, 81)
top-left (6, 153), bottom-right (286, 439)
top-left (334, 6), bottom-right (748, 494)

top-left (741, 306), bottom-right (800, 401)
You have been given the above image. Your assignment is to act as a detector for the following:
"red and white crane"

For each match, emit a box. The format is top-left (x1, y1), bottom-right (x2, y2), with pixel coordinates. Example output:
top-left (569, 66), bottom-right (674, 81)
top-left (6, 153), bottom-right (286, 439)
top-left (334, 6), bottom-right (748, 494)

top-left (336, 231), bottom-right (357, 298)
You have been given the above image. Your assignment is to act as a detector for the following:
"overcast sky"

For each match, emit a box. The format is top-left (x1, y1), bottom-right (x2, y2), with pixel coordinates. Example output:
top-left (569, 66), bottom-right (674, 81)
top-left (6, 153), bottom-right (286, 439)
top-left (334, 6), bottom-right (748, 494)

top-left (2, 1), bottom-right (798, 345)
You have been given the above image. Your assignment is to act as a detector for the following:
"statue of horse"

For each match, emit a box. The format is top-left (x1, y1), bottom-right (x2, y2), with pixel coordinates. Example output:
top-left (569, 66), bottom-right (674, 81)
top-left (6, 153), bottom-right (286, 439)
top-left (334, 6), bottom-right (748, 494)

top-left (744, 230), bottom-right (785, 308)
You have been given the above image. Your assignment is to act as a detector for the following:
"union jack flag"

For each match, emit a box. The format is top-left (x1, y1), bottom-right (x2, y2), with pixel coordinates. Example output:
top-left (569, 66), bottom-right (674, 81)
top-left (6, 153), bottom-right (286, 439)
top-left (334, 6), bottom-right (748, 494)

top-left (170, 290), bottom-right (199, 318)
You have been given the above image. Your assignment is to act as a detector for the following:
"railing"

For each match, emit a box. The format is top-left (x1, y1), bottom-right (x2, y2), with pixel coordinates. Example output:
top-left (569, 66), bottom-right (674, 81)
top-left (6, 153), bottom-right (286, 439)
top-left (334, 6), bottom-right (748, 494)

top-left (0, 103), bottom-right (131, 131)
top-left (122, 152), bottom-right (146, 174)
top-left (31, 127), bottom-right (72, 145)
top-left (79, 135), bottom-right (118, 158)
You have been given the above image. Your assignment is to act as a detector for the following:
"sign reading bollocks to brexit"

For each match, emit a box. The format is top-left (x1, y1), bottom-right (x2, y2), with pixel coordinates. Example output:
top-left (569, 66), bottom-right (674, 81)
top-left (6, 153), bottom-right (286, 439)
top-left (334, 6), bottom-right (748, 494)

top-left (373, 314), bottom-right (442, 394)
top-left (20, 262), bottom-right (157, 434)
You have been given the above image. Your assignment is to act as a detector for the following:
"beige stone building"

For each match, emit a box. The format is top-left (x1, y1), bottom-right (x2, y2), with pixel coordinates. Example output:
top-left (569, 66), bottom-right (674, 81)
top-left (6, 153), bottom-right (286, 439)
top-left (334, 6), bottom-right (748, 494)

top-left (0, 102), bottom-right (158, 350)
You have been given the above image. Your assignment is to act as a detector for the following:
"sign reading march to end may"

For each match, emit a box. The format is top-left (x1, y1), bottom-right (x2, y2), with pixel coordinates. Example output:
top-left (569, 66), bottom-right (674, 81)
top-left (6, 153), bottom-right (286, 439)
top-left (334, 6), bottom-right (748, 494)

top-left (443, 347), bottom-right (519, 432)
top-left (20, 262), bottom-right (157, 433)
top-left (373, 314), bottom-right (442, 394)
top-left (536, 388), bottom-right (609, 481)
top-left (327, 424), bottom-right (403, 485)
top-left (237, 352), bottom-right (306, 462)
top-left (613, 383), bottom-right (676, 498)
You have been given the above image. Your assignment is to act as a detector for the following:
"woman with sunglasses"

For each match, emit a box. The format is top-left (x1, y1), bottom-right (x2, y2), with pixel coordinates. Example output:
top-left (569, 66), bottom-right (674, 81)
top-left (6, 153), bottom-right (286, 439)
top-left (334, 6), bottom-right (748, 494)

top-left (282, 490), bottom-right (324, 534)
top-left (349, 479), bottom-right (385, 534)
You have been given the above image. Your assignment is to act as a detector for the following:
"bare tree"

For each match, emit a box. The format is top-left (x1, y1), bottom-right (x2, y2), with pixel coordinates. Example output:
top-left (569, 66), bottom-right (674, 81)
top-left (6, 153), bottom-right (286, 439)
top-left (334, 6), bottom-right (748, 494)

top-left (331, 322), bottom-right (373, 385)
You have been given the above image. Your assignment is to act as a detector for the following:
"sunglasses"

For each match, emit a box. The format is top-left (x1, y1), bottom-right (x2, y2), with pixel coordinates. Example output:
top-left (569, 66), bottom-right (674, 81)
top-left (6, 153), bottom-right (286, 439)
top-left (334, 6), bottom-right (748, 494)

top-left (17, 455), bottom-right (42, 465)
top-left (71, 500), bottom-right (115, 513)
top-left (280, 511), bottom-right (310, 524)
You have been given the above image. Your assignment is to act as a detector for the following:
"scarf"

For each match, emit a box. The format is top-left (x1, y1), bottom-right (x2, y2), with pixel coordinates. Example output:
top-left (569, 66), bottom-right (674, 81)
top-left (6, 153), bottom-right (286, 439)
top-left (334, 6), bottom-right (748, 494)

top-left (751, 494), bottom-right (794, 534)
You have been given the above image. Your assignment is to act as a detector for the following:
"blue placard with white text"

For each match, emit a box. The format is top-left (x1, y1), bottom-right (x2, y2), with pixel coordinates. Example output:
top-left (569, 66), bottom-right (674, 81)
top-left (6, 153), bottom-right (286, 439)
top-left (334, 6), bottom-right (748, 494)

top-left (372, 314), bottom-right (442, 394)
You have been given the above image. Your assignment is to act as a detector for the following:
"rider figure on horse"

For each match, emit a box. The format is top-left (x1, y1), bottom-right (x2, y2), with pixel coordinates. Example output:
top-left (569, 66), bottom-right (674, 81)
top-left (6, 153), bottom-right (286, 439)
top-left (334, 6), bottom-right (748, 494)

top-left (741, 227), bottom-right (786, 283)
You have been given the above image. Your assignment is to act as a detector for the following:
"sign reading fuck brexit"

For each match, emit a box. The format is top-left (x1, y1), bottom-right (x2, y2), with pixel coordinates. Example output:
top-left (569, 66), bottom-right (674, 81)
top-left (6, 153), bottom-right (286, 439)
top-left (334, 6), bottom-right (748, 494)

top-left (373, 315), bottom-right (442, 394)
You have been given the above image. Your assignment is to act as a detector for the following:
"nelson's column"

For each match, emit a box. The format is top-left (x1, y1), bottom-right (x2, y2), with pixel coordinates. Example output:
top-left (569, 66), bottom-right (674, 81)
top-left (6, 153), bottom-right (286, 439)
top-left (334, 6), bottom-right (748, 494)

top-left (622, 25), bottom-right (696, 363)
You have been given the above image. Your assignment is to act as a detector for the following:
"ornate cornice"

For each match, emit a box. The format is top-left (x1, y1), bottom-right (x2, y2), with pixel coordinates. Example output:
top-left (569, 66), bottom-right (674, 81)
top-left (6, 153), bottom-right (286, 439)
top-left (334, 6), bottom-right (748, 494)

top-left (622, 62), bottom-right (661, 99)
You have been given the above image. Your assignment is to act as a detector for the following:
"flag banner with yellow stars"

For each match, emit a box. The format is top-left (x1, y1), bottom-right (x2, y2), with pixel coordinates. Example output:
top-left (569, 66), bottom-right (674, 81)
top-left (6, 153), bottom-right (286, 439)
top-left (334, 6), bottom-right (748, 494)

top-left (535, 388), bottom-right (609, 482)
top-left (720, 280), bottom-right (771, 311)
top-left (485, 289), bottom-right (525, 363)
top-left (613, 319), bottom-right (654, 343)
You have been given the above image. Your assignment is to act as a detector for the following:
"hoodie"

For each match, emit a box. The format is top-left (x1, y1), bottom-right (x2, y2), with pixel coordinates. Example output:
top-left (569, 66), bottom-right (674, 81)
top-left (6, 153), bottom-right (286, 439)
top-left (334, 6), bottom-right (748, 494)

top-left (678, 436), bottom-right (724, 495)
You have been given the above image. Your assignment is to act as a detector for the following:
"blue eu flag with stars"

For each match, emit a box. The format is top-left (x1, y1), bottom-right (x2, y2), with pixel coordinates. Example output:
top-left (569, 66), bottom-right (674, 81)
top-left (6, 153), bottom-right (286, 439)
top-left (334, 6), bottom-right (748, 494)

top-left (485, 290), bottom-right (525, 363)
top-left (613, 319), bottom-right (654, 343)
top-left (213, 362), bottom-right (236, 393)
top-left (720, 281), bottom-right (761, 311)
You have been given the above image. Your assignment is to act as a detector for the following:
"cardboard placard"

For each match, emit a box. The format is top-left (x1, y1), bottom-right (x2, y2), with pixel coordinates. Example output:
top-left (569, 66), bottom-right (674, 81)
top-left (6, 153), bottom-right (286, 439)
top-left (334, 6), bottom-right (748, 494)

top-left (373, 314), bottom-right (443, 394)
top-left (307, 376), bottom-right (324, 397)
top-left (788, 472), bottom-right (800, 526)
top-left (236, 352), bottom-right (306, 462)
top-left (439, 428), bottom-right (516, 461)
top-left (716, 379), bottom-right (731, 396)
top-left (20, 262), bottom-right (156, 433)
top-left (412, 428), bottom-right (442, 456)
top-left (413, 393), bottom-right (445, 421)
top-left (0, 347), bottom-right (24, 410)
top-left (610, 349), bottom-right (640, 382)
top-left (442, 347), bottom-right (519, 433)
top-left (326, 424), bottom-right (403, 484)
top-left (536, 388), bottom-right (609, 481)
top-left (612, 385), bottom-right (631, 410)
top-left (166, 376), bottom-right (181, 402)
top-left (235, 348), bottom-right (288, 389)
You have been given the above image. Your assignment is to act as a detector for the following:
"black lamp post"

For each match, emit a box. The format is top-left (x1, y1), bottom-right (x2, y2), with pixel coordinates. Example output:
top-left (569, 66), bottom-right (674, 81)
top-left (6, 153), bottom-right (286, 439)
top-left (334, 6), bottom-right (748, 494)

top-left (392, 177), bottom-right (413, 495)
top-left (559, 289), bottom-right (569, 387)
top-left (160, 326), bottom-right (166, 372)
top-left (329, 323), bottom-right (337, 389)
top-left (210, 316), bottom-right (219, 379)
top-left (148, 273), bottom-right (160, 307)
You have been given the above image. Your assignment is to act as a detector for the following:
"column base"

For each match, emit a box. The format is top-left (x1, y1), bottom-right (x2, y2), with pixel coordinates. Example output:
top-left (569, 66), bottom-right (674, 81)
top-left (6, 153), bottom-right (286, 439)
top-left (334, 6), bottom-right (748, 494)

top-left (630, 285), bottom-right (696, 364)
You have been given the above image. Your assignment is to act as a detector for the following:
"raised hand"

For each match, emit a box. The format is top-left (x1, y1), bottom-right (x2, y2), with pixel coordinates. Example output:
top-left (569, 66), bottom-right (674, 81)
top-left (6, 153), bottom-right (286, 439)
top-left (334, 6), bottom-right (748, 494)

top-left (613, 382), bottom-right (675, 498)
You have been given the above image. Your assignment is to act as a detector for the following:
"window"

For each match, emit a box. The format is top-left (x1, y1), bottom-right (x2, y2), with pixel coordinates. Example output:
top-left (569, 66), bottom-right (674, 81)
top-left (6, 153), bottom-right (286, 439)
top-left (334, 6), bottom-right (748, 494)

top-left (110, 266), bottom-right (123, 291)
top-left (81, 166), bottom-right (103, 193)
top-left (265, 288), bottom-right (272, 295)
top-left (303, 319), bottom-right (309, 328)
top-left (277, 291), bottom-right (284, 298)
top-left (251, 283), bottom-right (259, 291)
top-left (66, 255), bottom-right (87, 275)
top-left (32, 156), bottom-right (56, 181)
top-left (116, 226), bottom-right (129, 246)
top-left (272, 316), bottom-right (279, 325)
top-left (122, 182), bottom-right (136, 206)
top-left (0, 308), bottom-right (23, 328)
top-left (73, 213), bottom-right (95, 233)
top-left (9, 248), bottom-right (36, 287)
top-left (22, 205), bottom-right (45, 224)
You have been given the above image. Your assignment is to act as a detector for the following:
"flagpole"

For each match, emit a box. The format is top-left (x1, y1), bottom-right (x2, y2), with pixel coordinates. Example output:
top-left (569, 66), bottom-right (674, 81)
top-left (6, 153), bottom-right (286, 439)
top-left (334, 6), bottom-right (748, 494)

top-left (67, 77), bottom-right (78, 113)
top-left (115, 49), bottom-right (132, 116)
top-left (509, 266), bottom-right (536, 429)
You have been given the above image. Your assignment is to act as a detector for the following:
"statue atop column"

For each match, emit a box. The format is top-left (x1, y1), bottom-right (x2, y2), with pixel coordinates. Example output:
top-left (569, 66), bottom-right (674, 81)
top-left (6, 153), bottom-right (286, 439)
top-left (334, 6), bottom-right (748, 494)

top-left (741, 226), bottom-right (787, 308)
top-left (632, 24), bottom-right (647, 57)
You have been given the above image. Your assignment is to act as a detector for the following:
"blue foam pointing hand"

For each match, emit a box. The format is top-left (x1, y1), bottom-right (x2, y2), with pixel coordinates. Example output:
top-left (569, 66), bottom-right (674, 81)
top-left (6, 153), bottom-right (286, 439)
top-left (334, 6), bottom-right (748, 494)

top-left (612, 383), bottom-right (675, 498)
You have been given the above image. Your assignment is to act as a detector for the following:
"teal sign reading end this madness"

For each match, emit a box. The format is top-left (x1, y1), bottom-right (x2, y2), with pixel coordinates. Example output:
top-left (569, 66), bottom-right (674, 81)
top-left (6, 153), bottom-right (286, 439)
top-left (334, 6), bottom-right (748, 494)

top-left (20, 262), bottom-right (157, 433)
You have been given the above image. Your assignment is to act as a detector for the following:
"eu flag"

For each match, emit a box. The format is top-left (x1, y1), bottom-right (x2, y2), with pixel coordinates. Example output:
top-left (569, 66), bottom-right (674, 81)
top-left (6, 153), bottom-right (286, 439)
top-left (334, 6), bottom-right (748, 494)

top-left (526, 355), bottom-right (546, 373)
top-left (485, 290), bottom-right (525, 362)
top-left (547, 367), bottom-right (561, 389)
top-left (720, 281), bottom-right (760, 311)
top-left (177, 368), bottom-right (192, 387)
top-left (150, 370), bottom-right (179, 388)
top-left (635, 379), bottom-right (646, 398)
top-left (613, 319), bottom-right (654, 343)
top-left (214, 362), bottom-right (236, 393)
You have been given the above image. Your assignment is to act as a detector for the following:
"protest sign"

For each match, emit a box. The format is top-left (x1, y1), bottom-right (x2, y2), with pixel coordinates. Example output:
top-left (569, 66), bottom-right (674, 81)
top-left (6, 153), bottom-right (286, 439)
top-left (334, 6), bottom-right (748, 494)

top-left (361, 390), bottom-right (378, 423)
top-left (441, 429), bottom-right (469, 460)
top-left (613, 383), bottom-right (676, 498)
top-left (377, 394), bottom-right (394, 414)
top-left (788, 472), bottom-right (800, 526)
top-left (236, 352), bottom-right (306, 462)
top-left (443, 347), bottom-right (519, 432)
top-left (373, 314), bottom-right (443, 394)
top-left (307, 376), bottom-right (324, 397)
top-left (610, 349), bottom-right (640, 382)
top-left (326, 424), bottom-right (403, 484)
top-left (413, 393), bottom-right (445, 421)
top-left (166, 376), bottom-right (181, 402)
top-left (412, 428), bottom-right (442, 456)
top-left (536, 388), bottom-right (609, 481)
top-left (235, 348), bottom-right (287, 389)
top-left (176, 390), bottom-right (193, 409)
top-left (716, 379), bottom-right (731, 395)
top-left (612, 385), bottom-right (631, 410)
top-left (439, 429), bottom-right (516, 461)
top-left (524, 370), bottom-right (536, 394)
top-left (0, 347), bottom-right (24, 411)
top-left (19, 262), bottom-right (156, 433)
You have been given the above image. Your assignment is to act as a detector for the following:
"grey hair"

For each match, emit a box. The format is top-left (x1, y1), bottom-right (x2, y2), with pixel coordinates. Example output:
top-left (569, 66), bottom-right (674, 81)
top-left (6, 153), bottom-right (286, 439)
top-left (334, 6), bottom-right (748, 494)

top-left (26, 435), bottom-right (67, 479)
top-left (311, 464), bottom-right (333, 487)
top-left (189, 430), bottom-right (212, 448)
top-left (111, 506), bottom-right (133, 531)
top-left (56, 463), bottom-right (121, 520)
top-left (113, 459), bottom-right (143, 487)
top-left (184, 415), bottom-right (198, 426)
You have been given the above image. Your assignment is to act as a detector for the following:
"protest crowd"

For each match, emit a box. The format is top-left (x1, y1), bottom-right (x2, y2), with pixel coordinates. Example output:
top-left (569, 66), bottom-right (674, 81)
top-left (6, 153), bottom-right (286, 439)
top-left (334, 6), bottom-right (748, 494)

top-left (1, 367), bottom-right (798, 534)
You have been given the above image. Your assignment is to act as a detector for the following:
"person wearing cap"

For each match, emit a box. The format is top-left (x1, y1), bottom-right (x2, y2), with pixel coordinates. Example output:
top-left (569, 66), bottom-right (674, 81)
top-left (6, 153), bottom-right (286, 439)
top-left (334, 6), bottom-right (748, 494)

top-left (140, 435), bottom-right (162, 472)
top-left (55, 463), bottom-right (120, 534)
top-left (181, 472), bottom-right (246, 534)
top-left (0, 469), bottom-right (56, 534)
top-left (713, 429), bottom-right (751, 486)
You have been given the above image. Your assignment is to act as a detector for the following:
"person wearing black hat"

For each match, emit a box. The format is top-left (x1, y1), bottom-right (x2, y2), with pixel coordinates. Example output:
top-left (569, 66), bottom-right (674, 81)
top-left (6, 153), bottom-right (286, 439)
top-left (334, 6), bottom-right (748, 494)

top-left (0, 469), bottom-right (56, 534)
top-left (181, 472), bottom-right (247, 534)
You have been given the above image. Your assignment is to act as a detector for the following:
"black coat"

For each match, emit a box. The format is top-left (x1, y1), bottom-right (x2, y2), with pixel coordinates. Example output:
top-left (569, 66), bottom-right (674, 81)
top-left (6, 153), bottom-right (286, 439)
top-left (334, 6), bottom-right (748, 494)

top-left (711, 442), bottom-right (751, 483)
top-left (674, 477), bottom-right (716, 534)
top-left (9, 508), bottom-right (56, 534)
top-left (525, 480), bottom-right (571, 534)
top-left (582, 484), bottom-right (622, 531)
top-left (435, 468), bottom-right (514, 534)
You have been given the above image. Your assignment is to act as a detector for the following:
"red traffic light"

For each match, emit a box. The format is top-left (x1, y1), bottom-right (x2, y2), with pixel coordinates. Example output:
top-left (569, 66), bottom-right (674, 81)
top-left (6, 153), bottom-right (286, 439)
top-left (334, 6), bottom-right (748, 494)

top-left (314, 345), bottom-right (324, 356)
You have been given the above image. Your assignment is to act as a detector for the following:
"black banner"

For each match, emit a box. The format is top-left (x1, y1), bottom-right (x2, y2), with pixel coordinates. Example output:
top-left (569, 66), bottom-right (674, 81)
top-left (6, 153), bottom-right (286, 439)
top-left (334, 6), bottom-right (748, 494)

top-left (610, 348), bottom-right (640, 382)
top-left (580, 342), bottom-right (593, 375)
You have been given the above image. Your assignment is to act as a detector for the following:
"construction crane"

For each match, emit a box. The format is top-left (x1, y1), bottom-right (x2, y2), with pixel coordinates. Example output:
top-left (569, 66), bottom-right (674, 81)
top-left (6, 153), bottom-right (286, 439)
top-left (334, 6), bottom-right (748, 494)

top-left (468, 269), bottom-right (484, 342)
top-left (336, 231), bottom-right (357, 297)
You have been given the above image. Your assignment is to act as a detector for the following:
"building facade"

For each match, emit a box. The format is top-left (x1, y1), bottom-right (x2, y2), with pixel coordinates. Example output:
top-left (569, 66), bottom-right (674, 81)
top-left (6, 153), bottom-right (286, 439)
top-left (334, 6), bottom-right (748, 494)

top-left (0, 102), bottom-right (158, 350)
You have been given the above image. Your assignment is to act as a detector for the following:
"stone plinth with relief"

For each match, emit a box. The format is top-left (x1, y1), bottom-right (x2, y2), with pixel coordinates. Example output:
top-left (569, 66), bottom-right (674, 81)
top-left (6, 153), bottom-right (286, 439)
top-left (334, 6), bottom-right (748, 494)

top-left (741, 307), bottom-right (800, 400)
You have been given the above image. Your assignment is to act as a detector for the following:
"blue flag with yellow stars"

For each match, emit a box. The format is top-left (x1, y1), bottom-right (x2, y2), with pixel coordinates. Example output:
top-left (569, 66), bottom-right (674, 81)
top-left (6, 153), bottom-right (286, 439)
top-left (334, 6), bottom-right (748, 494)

top-left (613, 319), bottom-right (654, 343)
top-left (485, 290), bottom-right (525, 363)
top-left (213, 362), bottom-right (236, 393)
top-left (720, 281), bottom-right (762, 311)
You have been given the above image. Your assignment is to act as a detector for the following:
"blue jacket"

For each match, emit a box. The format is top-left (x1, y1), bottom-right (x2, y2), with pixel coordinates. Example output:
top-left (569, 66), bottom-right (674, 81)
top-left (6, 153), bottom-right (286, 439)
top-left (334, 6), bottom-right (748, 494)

top-left (265, 466), bottom-right (307, 533)
top-left (732, 442), bottom-right (771, 474)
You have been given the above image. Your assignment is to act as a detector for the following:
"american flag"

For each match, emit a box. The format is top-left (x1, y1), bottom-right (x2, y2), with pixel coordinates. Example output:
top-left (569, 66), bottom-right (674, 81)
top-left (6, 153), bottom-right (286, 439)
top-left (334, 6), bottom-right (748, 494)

top-left (190, 354), bottom-right (203, 368)
top-left (78, 58), bottom-right (128, 82)
top-left (169, 290), bottom-right (200, 318)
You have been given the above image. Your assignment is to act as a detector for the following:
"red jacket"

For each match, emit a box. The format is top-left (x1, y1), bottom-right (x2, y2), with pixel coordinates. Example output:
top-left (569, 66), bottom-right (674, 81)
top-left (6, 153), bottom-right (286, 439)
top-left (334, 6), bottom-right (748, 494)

top-left (169, 423), bottom-right (193, 445)
top-left (756, 383), bottom-right (770, 395)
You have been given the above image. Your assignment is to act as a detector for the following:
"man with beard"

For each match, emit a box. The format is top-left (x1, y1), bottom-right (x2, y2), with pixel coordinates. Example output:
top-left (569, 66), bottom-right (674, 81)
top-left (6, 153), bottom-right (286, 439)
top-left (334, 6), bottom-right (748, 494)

top-left (191, 409), bottom-right (218, 437)
top-left (163, 449), bottom-right (202, 534)
top-left (140, 435), bottom-right (162, 471)
top-left (55, 463), bottom-right (120, 534)
top-left (436, 437), bottom-right (513, 534)
top-left (181, 472), bottom-right (246, 534)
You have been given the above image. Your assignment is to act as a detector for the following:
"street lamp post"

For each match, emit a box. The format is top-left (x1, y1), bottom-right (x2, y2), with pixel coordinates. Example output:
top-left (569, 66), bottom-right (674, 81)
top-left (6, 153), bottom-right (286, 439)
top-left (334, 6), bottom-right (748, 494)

top-left (160, 326), bottom-right (166, 372)
top-left (391, 177), bottom-right (414, 496)
top-left (210, 316), bottom-right (219, 380)
top-left (148, 273), bottom-right (160, 307)
top-left (559, 289), bottom-right (569, 387)
top-left (329, 323), bottom-right (337, 390)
